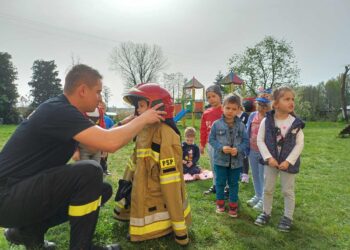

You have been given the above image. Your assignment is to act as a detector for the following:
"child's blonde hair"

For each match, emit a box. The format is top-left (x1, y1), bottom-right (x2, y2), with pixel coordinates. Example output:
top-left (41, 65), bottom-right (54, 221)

top-left (184, 127), bottom-right (196, 138)
top-left (272, 86), bottom-right (296, 115)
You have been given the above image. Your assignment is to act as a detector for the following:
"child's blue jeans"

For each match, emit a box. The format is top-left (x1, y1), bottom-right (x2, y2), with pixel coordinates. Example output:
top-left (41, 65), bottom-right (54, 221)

top-left (214, 165), bottom-right (241, 202)
top-left (249, 150), bottom-right (265, 200)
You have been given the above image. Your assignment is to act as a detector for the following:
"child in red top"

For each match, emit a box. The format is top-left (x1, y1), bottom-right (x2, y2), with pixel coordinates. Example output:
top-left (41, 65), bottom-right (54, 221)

top-left (200, 85), bottom-right (223, 194)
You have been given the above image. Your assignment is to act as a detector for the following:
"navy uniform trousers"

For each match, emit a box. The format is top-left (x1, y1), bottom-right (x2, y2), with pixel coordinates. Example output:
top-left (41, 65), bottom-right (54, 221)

top-left (0, 160), bottom-right (112, 250)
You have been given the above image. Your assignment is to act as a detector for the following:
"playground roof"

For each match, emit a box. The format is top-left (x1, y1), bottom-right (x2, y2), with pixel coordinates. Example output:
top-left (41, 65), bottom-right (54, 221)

top-left (183, 77), bottom-right (205, 89)
top-left (220, 71), bottom-right (244, 85)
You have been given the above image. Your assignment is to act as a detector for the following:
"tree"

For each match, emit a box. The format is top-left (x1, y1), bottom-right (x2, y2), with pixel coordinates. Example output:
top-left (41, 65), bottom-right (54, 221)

top-left (0, 52), bottom-right (20, 124)
top-left (229, 36), bottom-right (300, 96)
top-left (28, 60), bottom-right (62, 108)
top-left (110, 41), bottom-right (167, 89)
top-left (214, 71), bottom-right (224, 84)
top-left (340, 65), bottom-right (349, 123)
top-left (214, 70), bottom-right (231, 94)
top-left (161, 72), bottom-right (186, 102)
top-left (324, 77), bottom-right (342, 112)
top-left (102, 85), bottom-right (112, 108)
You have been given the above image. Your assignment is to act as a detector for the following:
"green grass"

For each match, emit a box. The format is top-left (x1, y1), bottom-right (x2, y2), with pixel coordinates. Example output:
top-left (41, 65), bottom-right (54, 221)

top-left (1, 122), bottom-right (350, 249)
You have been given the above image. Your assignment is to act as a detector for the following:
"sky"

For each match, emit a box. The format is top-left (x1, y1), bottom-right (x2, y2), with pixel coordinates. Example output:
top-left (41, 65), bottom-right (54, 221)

top-left (1, 0), bottom-right (350, 107)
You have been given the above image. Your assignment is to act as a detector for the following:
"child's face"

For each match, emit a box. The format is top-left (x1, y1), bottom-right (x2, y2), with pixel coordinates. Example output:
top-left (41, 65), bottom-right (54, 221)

top-left (223, 102), bottom-right (240, 120)
top-left (274, 91), bottom-right (295, 114)
top-left (185, 136), bottom-right (195, 145)
top-left (206, 92), bottom-right (221, 107)
top-left (257, 102), bottom-right (270, 113)
top-left (137, 99), bottom-right (149, 115)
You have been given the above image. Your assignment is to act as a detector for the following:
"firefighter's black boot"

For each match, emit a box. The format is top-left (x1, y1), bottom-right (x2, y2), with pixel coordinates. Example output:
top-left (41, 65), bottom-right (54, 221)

top-left (4, 228), bottom-right (56, 250)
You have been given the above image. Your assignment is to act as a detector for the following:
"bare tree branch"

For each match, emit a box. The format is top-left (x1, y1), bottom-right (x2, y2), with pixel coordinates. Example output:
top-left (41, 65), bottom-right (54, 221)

top-left (110, 42), bottom-right (167, 89)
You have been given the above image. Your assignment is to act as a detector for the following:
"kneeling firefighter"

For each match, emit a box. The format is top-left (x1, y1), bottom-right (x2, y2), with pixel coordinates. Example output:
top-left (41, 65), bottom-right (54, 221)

top-left (114, 83), bottom-right (191, 245)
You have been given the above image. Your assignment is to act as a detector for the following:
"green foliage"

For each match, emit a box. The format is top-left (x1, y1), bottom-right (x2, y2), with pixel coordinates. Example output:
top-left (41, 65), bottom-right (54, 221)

top-left (229, 36), bottom-right (300, 96)
top-left (1, 122), bottom-right (349, 249)
top-left (28, 60), bottom-right (62, 108)
top-left (0, 52), bottom-right (20, 124)
top-left (296, 77), bottom-right (349, 121)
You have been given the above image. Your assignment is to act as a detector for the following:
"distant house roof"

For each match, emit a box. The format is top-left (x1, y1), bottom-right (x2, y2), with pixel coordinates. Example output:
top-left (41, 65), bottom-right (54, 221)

top-left (183, 77), bottom-right (205, 89)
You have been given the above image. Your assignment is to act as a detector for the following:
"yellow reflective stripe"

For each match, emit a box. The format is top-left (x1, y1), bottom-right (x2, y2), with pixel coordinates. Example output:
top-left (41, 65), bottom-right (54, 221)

top-left (172, 220), bottom-right (187, 231)
top-left (184, 204), bottom-right (191, 217)
top-left (130, 211), bottom-right (170, 226)
top-left (68, 196), bottom-right (101, 217)
top-left (127, 158), bottom-right (135, 171)
top-left (130, 220), bottom-right (172, 235)
top-left (115, 201), bottom-right (124, 209)
top-left (160, 172), bottom-right (181, 185)
top-left (136, 148), bottom-right (159, 162)
top-left (159, 157), bottom-right (176, 169)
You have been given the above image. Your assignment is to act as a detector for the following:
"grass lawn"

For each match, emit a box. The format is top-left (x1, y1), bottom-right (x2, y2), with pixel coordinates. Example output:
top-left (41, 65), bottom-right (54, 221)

top-left (0, 121), bottom-right (350, 249)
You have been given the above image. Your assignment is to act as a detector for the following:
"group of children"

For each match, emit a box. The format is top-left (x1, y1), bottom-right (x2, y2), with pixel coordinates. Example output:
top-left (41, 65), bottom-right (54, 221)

top-left (200, 84), bottom-right (304, 232)
top-left (111, 82), bottom-right (304, 246)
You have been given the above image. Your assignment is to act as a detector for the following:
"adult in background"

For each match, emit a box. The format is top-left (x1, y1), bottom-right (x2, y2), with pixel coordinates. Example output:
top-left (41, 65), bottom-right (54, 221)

top-left (0, 64), bottom-right (165, 250)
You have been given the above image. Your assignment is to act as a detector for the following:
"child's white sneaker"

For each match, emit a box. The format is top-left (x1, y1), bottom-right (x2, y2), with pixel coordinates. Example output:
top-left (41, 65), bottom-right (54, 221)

top-left (253, 200), bottom-right (263, 212)
top-left (246, 196), bottom-right (259, 207)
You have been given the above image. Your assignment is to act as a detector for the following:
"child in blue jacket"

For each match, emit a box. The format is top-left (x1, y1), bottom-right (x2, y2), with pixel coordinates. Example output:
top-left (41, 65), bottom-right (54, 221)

top-left (209, 95), bottom-right (248, 217)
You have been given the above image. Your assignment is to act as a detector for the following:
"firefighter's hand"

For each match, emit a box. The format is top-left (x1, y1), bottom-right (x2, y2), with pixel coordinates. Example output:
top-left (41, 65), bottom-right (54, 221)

top-left (267, 157), bottom-right (279, 168)
top-left (278, 160), bottom-right (289, 170)
top-left (141, 103), bottom-right (166, 124)
top-left (231, 147), bottom-right (238, 156)
top-left (223, 146), bottom-right (232, 154)
top-left (199, 145), bottom-right (205, 154)
top-left (182, 160), bottom-right (187, 164)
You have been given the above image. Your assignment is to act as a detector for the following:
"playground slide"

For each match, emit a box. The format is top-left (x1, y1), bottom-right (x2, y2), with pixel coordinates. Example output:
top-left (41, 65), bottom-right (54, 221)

top-left (174, 109), bottom-right (189, 122)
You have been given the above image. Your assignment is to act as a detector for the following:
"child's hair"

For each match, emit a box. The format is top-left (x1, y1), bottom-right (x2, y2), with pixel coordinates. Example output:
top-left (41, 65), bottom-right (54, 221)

top-left (223, 94), bottom-right (241, 107)
top-left (184, 127), bottom-right (196, 138)
top-left (206, 85), bottom-right (222, 99)
top-left (272, 86), bottom-right (296, 115)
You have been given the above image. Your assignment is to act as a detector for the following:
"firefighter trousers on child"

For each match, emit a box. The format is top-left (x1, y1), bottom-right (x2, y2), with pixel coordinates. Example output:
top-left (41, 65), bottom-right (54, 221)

top-left (0, 160), bottom-right (112, 250)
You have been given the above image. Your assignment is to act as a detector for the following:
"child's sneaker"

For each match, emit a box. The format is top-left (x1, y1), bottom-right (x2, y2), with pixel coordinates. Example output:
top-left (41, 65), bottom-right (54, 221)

top-left (216, 200), bottom-right (225, 213)
top-left (228, 202), bottom-right (238, 218)
top-left (277, 216), bottom-right (292, 232)
top-left (246, 196), bottom-right (259, 207)
top-left (241, 173), bottom-right (249, 183)
top-left (204, 185), bottom-right (216, 195)
top-left (254, 212), bottom-right (270, 226)
top-left (253, 200), bottom-right (263, 212)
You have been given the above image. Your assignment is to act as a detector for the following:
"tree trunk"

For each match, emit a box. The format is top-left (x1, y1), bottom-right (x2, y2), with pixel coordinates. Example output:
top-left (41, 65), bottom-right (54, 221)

top-left (340, 66), bottom-right (349, 123)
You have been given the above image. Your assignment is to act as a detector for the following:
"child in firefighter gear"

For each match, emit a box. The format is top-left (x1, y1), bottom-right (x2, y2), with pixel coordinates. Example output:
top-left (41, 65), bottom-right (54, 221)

top-left (116, 83), bottom-right (191, 245)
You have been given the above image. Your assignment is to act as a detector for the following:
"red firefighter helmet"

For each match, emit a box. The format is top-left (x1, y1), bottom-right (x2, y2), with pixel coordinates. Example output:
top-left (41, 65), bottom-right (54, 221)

top-left (123, 83), bottom-right (174, 119)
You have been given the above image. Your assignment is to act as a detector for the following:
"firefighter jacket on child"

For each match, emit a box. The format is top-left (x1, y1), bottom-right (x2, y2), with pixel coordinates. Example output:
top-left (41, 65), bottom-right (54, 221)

top-left (115, 122), bottom-right (191, 245)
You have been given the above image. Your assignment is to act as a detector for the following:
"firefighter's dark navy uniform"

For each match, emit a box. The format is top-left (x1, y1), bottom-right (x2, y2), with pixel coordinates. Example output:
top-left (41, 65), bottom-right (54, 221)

top-left (114, 83), bottom-right (191, 245)
top-left (0, 94), bottom-right (112, 249)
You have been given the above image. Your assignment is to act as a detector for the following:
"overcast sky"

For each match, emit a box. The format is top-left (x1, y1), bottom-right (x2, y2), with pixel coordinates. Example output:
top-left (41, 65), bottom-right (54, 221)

top-left (1, 0), bottom-right (349, 107)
